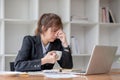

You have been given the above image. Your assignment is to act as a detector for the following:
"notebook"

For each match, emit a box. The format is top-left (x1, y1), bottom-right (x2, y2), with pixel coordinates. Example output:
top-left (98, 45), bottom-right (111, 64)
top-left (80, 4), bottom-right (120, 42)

top-left (72, 45), bottom-right (118, 75)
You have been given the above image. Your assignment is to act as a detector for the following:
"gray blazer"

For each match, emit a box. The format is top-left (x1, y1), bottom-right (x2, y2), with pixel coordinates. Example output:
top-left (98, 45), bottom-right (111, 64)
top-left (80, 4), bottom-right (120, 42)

top-left (14, 35), bottom-right (73, 72)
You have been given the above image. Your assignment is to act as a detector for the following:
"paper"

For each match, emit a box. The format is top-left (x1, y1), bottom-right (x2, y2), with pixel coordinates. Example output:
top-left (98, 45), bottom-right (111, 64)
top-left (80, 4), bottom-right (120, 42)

top-left (44, 73), bottom-right (77, 78)
top-left (0, 71), bottom-right (27, 76)
top-left (43, 70), bottom-right (78, 78)
top-left (28, 70), bottom-right (78, 78)
top-left (28, 71), bottom-right (43, 75)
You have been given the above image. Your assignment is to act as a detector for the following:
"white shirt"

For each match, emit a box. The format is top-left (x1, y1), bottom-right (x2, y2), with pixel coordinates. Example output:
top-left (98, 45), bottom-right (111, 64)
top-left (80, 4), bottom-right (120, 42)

top-left (41, 41), bottom-right (50, 56)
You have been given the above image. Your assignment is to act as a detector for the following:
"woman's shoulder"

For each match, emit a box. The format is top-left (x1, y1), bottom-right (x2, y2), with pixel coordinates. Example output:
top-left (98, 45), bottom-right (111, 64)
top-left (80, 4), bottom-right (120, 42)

top-left (23, 35), bottom-right (41, 44)
top-left (23, 35), bottom-right (36, 40)
top-left (23, 35), bottom-right (38, 43)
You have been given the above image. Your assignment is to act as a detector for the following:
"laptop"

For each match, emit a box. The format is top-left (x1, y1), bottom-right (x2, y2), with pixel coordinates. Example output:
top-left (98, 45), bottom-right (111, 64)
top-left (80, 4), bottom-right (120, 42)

top-left (72, 45), bottom-right (118, 75)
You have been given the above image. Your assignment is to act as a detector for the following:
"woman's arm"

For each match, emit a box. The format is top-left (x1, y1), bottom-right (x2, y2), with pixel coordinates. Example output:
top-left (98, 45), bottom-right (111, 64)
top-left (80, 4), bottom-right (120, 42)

top-left (14, 36), bottom-right (42, 72)
top-left (57, 44), bottom-right (73, 69)
top-left (56, 30), bottom-right (73, 69)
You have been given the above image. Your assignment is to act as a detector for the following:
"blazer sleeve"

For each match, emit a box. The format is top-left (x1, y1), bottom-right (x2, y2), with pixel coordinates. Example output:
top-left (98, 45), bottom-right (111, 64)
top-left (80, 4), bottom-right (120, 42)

top-left (57, 40), bottom-right (73, 69)
top-left (14, 36), bottom-right (42, 72)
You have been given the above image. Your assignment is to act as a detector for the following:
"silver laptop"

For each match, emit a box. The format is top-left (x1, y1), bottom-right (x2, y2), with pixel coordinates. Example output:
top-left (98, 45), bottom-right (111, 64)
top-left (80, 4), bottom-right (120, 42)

top-left (73, 45), bottom-right (118, 75)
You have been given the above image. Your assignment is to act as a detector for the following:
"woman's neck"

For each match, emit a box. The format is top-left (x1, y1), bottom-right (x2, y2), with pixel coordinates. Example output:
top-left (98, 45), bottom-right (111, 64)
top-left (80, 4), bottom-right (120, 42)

top-left (40, 34), bottom-right (49, 46)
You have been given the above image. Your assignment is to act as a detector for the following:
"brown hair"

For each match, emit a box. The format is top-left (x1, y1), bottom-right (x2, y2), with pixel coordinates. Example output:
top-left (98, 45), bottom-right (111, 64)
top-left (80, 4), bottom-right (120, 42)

top-left (35, 13), bottom-right (63, 35)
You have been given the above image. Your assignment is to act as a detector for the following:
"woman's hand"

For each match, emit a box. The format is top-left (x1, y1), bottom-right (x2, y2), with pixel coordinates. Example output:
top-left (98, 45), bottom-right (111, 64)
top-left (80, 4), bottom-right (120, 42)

top-left (41, 51), bottom-right (57, 65)
top-left (57, 29), bottom-right (68, 47)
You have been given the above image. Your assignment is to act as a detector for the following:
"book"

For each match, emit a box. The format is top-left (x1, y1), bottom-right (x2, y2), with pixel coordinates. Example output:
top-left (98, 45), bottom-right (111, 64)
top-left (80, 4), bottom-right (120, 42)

top-left (71, 36), bottom-right (80, 55)
top-left (71, 15), bottom-right (88, 22)
top-left (102, 7), bottom-right (109, 23)
top-left (108, 9), bottom-right (116, 23)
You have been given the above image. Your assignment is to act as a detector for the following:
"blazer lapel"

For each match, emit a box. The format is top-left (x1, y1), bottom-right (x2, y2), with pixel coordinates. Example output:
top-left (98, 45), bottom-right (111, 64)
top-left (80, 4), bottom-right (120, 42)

top-left (35, 35), bottom-right (44, 58)
top-left (47, 43), bottom-right (52, 51)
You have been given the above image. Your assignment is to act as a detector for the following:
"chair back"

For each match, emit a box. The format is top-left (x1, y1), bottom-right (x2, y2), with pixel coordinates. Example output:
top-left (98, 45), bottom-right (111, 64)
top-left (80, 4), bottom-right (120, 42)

top-left (10, 62), bottom-right (15, 71)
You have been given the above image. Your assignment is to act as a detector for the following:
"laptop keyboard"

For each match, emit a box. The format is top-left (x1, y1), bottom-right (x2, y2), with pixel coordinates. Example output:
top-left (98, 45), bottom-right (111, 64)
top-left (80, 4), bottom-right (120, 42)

top-left (72, 70), bottom-right (86, 73)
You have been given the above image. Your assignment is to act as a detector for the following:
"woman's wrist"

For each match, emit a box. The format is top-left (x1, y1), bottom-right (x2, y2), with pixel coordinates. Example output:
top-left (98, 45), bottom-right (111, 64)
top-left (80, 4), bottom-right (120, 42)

top-left (62, 42), bottom-right (68, 47)
top-left (62, 42), bottom-right (70, 52)
top-left (62, 39), bottom-right (68, 47)
top-left (41, 58), bottom-right (47, 65)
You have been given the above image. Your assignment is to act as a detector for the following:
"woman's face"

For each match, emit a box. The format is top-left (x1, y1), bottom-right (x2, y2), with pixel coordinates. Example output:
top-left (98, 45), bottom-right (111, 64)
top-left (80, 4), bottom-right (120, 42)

top-left (43, 27), bottom-right (60, 42)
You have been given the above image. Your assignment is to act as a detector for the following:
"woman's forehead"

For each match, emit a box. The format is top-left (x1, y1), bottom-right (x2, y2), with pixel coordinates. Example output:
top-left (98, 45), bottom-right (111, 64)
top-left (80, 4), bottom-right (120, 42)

top-left (51, 26), bottom-right (61, 31)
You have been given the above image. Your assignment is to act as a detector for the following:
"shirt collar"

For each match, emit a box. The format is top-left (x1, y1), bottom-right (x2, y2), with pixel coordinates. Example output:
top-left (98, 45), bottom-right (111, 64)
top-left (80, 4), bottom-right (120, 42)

top-left (41, 40), bottom-right (50, 56)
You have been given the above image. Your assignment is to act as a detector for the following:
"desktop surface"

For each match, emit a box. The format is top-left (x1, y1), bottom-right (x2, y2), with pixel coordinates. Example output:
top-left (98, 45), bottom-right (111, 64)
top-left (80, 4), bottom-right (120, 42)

top-left (0, 70), bottom-right (120, 80)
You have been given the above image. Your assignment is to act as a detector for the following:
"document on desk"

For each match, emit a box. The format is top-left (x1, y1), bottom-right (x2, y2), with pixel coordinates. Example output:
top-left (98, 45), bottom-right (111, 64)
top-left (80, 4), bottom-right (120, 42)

top-left (42, 70), bottom-right (78, 78)
top-left (28, 70), bottom-right (78, 78)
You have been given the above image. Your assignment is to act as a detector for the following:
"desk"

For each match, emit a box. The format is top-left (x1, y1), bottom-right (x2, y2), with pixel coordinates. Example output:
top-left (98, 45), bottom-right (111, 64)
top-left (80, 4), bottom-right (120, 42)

top-left (0, 72), bottom-right (120, 80)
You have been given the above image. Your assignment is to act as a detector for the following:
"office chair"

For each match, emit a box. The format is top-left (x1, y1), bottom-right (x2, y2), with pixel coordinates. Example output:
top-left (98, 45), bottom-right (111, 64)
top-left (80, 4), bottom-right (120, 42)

top-left (10, 62), bottom-right (15, 71)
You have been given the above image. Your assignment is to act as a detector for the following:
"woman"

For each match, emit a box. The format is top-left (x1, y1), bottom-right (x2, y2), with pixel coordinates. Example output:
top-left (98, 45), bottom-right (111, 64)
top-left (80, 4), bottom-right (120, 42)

top-left (14, 13), bottom-right (73, 72)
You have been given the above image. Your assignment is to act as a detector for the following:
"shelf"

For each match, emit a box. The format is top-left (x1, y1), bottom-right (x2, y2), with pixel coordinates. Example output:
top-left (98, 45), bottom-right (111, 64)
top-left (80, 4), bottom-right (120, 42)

top-left (71, 21), bottom-right (97, 26)
top-left (39, 0), bottom-right (70, 22)
top-left (99, 24), bottom-right (120, 54)
top-left (5, 0), bottom-right (38, 19)
top-left (5, 51), bottom-right (17, 54)
top-left (39, 0), bottom-right (59, 15)
top-left (71, 0), bottom-right (98, 23)
top-left (5, 23), bottom-right (32, 53)
top-left (5, 54), bottom-right (17, 57)
top-left (4, 19), bottom-right (37, 24)
top-left (71, 24), bottom-right (98, 54)
top-left (100, 23), bottom-right (120, 27)
top-left (72, 53), bottom-right (120, 57)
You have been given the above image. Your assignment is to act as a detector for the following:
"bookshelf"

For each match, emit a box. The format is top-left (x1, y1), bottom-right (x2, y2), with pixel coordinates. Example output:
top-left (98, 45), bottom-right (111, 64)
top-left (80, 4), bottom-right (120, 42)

top-left (0, 0), bottom-right (120, 71)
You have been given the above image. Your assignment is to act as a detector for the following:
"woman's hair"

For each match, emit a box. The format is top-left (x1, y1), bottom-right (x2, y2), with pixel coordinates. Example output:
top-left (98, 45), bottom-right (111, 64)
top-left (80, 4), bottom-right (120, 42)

top-left (35, 13), bottom-right (63, 35)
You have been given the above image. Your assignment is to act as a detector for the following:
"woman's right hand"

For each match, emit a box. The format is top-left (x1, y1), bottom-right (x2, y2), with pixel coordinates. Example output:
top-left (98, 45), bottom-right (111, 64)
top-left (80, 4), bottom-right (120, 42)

top-left (41, 51), bottom-right (57, 65)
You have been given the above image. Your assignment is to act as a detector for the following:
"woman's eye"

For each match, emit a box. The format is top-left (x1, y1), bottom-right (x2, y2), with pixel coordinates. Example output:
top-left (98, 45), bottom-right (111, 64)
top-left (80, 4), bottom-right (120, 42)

top-left (52, 29), bottom-right (57, 32)
top-left (54, 30), bottom-right (57, 32)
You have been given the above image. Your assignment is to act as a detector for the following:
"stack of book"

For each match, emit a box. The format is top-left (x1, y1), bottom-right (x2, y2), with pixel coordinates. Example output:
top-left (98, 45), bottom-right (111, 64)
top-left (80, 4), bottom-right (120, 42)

top-left (100, 7), bottom-right (116, 23)
top-left (71, 15), bottom-right (88, 23)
